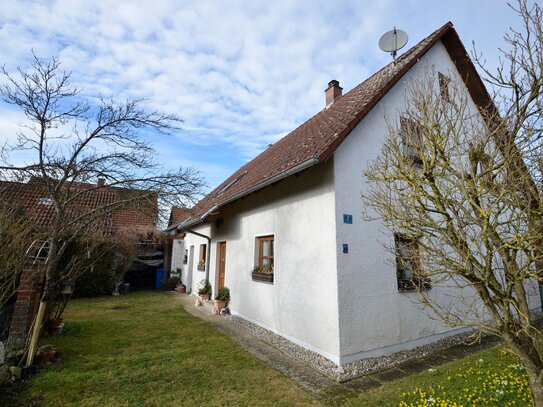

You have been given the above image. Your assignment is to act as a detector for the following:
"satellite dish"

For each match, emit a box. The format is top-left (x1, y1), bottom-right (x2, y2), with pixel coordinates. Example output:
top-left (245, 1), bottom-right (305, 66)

top-left (379, 27), bottom-right (408, 60)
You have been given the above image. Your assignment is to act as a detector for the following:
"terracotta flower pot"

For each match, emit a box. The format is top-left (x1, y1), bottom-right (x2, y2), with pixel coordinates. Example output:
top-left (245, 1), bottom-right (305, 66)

top-left (213, 300), bottom-right (227, 315)
top-left (177, 285), bottom-right (186, 294)
top-left (38, 350), bottom-right (56, 365)
top-left (199, 293), bottom-right (211, 302)
top-left (51, 318), bottom-right (63, 328)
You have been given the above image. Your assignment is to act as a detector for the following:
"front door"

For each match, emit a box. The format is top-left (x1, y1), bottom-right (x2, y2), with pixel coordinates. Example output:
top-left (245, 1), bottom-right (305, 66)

top-left (218, 242), bottom-right (226, 289)
top-left (187, 245), bottom-right (194, 292)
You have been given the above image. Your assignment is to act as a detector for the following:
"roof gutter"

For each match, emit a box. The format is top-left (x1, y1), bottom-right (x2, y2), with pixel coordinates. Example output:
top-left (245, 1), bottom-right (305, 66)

top-left (178, 157), bottom-right (320, 229)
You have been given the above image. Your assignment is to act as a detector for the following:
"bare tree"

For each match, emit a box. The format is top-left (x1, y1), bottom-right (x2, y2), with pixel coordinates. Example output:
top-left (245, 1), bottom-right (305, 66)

top-left (0, 202), bottom-right (38, 314)
top-left (363, 1), bottom-right (543, 403)
top-left (0, 54), bottom-right (205, 363)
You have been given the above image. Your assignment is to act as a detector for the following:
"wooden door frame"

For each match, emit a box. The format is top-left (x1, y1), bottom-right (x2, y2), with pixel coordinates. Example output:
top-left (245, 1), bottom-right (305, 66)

top-left (217, 241), bottom-right (226, 290)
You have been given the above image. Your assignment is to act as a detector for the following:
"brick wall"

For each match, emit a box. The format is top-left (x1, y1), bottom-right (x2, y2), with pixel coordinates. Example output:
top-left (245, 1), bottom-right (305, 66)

top-left (7, 264), bottom-right (45, 349)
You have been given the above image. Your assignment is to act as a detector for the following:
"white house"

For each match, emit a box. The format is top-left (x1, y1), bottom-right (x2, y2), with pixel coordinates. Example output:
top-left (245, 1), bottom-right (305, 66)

top-left (169, 23), bottom-right (541, 366)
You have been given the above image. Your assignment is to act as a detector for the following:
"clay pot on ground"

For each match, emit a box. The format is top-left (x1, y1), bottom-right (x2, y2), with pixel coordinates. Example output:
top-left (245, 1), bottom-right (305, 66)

top-left (199, 293), bottom-right (211, 302)
top-left (177, 285), bottom-right (186, 294)
top-left (51, 318), bottom-right (63, 328)
top-left (213, 300), bottom-right (227, 315)
top-left (37, 350), bottom-right (57, 365)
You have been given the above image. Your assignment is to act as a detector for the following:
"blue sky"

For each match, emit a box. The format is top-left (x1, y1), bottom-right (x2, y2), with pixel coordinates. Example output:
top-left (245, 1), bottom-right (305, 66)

top-left (0, 0), bottom-right (518, 190)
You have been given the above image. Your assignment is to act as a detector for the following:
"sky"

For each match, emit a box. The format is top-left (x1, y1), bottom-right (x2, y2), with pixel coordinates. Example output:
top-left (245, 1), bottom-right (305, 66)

top-left (0, 0), bottom-right (521, 190)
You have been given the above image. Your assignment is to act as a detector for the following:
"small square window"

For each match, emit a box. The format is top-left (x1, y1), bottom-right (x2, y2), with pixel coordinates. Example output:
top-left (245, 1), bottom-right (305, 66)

top-left (400, 116), bottom-right (423, 166)
top-left (395, 234), bottom-right (430, 291)
top-left (438, 72), bottom-right (451, 102)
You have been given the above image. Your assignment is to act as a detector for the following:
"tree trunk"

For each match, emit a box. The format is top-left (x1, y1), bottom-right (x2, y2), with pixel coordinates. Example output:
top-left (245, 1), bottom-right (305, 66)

top-left (508, 337), bottom-right (543, 406)
top-left (524, 363), bottom-right (543, 406)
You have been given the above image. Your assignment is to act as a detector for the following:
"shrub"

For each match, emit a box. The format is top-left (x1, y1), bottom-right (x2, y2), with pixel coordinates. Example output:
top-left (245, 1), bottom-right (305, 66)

top-left (215, 287), bottom-right (230, 302)
top-left (58, 237), bottom-right (115, 298)
top-left (197, 279), bottom-right (211, 295)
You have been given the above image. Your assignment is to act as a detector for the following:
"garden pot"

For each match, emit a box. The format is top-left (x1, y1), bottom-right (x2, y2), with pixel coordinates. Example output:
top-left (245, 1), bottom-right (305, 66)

top-left (51, 318), bottom-right (63, 328)
top-left (199, 293), bottom-right (211, 302)
top-left (213, 300), bottom-right (227, 315)
top-left (37, 350), bottom-right (57, 365)
top-left (177, 285), bottom-right (186, 294)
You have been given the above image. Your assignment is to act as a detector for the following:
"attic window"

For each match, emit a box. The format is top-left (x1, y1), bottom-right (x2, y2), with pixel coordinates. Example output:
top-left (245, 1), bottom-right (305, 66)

top-left (400, 116), bottom-right (423, 166)
top-left (438, 72), bottom-right (451, 101)
top-left (218, 172), bottom-right (246, 194)
top-left (38, 198), bottom-right (54, 206)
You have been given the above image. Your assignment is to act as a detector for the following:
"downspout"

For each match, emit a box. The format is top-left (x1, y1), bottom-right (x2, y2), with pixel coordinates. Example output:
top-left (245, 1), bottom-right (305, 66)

top-left (178, 227), bottom-right (212, 284)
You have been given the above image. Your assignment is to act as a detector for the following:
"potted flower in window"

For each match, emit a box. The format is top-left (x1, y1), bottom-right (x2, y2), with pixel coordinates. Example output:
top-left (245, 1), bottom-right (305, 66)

top-left (197, 259), bottom-right (206, 271)
top-left (251, 264), bottom-right (274, 283)
top-left (197, 279), bottom-right (212, 301)
top-left (213, 287), bottom-right (230, 315)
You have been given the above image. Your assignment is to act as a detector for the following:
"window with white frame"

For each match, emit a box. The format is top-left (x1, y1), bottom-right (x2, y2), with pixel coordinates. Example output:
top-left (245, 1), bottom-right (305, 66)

top-left (395, 234), bottom-right (430, 291)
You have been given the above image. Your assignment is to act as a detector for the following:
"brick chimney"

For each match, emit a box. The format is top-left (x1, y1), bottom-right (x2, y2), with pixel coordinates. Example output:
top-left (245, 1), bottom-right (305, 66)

top-left (97, 177), bottom-right (105, 187)
top-left (325, 80), bottom-right (342, 107)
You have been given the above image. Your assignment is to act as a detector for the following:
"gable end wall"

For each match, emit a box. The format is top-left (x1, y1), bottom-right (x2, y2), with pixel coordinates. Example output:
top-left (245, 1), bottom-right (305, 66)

top-left (333, 40), bottom-right (481, 363)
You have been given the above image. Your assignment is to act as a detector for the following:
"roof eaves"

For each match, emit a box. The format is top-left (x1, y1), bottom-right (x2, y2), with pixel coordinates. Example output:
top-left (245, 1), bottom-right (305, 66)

top-left (175, 157), bottom-right (321, 230)
top-left (440, 27), bottom-right (498, 117)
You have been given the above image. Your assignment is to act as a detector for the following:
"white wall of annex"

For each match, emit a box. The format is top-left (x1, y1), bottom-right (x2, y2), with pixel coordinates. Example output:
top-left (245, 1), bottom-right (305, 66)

top-left (182, 162), bottom-right (341, 362)
top-left (332, 40), bottom-right (514, 364)
top-left (182, 224), bottom-right (212, 294)
top-left (170, 239), bottom-right (185, 276)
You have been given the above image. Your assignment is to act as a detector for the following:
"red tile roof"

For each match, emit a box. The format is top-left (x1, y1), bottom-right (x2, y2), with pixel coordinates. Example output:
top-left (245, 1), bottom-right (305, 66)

top-left (176, 22), bottom-right (492, 229)
top-left (168, 207), bottom-right (190, 227)
top-left (0, 178), bottom-right (157, 238)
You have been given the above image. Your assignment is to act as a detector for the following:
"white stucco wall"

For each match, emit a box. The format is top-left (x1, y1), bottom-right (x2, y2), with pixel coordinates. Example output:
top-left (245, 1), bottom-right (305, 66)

top-left (170, 238), bottom-right (185, 276)
top-left (176, 39), bottom-right (541, 366)
top-left (182, 162), bottom-right (342, 362)
top-left (332, 40), bottom-right (514, 364)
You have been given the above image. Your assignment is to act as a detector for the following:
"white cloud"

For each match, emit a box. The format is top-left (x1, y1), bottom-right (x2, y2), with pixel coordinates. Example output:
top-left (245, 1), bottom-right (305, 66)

top-left (0, 0), bottom-right (516, 189)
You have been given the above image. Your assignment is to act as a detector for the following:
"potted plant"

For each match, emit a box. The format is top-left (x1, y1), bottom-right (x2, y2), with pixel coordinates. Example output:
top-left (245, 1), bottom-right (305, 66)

top-left (197, 259), bottom-right (206, 271)
top-left (251, 264), bottom-right (274, 283)
top-left (175, 269), bottom-right (186, 293)
top-left (213, 287), bottom-right (230, 315)
top-left (197, 279), bottom-right (212, 301)
top-left (162, 276), bottom-right (178, 291)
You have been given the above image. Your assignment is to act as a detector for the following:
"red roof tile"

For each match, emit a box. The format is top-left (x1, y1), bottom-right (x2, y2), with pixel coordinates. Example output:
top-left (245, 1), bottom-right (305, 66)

top-left (168, 207), bottom-right (190, 227)
top-left (176, 22), bottom-right (492, 229)
top-left (0, 179), bottom-right (157, 238)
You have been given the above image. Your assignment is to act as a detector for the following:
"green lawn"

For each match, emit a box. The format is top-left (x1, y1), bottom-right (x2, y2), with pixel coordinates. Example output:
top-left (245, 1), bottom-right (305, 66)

top-left (1, 292), bottom-right (320, 407)
top-left (0, 292), bottom-right (534, 406)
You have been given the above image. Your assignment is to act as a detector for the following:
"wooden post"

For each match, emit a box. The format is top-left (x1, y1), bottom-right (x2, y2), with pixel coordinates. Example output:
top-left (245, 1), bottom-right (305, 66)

top-left (25, 300), bottom-right (46, 367)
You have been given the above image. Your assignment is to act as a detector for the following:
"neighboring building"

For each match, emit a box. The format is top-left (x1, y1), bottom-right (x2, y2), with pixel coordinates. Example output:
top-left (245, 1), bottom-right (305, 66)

top-left (0, 177), bottom-right (157, 238)
top-left (165, 207), bottom-right (190, 284)
top-left (0, 177), bottom-right (159, 345)
top-left (169, 23), bottom-right (540, 366)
